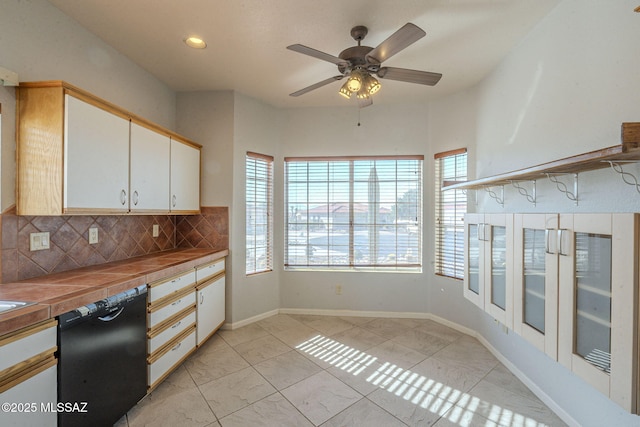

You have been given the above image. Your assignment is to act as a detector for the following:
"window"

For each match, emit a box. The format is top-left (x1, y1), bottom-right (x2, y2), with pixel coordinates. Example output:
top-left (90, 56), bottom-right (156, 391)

top-left (434, 149), bottom-right (467, 279)
top-left (285, 155), bottom-right (422, 271)
top-left (246, 152), bottom-right (273, 275)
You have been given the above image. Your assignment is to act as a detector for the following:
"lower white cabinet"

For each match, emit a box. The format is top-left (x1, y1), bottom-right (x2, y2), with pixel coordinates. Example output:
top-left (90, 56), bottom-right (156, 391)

top-left (196, 275), bottom-right (225, 346)
top-left (0, 320), bottom-right (58, 427)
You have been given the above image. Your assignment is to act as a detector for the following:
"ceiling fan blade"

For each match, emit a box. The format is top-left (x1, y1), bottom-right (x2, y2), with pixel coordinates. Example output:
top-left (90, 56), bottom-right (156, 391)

top-left (287, 44), bottom-right (348, 66)
top-left (377, 67), bottom-right (442, 86)
top-left (289, 75), bottom-right (344, 97)
top-left (366, 23), bottom-right (426, 64)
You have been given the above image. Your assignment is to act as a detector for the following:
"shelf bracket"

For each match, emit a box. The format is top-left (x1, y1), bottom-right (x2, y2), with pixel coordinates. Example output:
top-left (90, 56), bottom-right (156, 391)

top-left (604, 161), bottom-right (640, 194)
top-left (546, 173), bottom-right (578, 205)
top-left (483, 185), bottom-right (504, 206)
top-left (510, 180), bottom-right (536, 205)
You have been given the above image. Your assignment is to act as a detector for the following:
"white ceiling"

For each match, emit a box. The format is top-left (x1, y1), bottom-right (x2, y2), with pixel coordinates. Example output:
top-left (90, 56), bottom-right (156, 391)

top-left (47, 0), bottom-right (560, 108)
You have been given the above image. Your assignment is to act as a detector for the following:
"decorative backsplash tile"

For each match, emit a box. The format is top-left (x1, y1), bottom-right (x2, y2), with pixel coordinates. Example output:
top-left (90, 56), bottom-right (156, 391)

top-left (0, 206), bottom-right (228, 283)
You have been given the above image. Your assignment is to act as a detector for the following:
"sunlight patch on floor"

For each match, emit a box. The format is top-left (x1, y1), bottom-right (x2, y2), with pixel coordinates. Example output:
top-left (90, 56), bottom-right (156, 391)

top-left (296, 334), bottom-right (549, 427)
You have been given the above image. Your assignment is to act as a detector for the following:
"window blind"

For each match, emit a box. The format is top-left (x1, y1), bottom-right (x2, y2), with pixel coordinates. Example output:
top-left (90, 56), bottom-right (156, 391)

top-left (285, 155), bottom-right (422, 270)
top-left (246, 152), bottom-right (273, 275)
top-left (434, 149), bottom-right (467, 279)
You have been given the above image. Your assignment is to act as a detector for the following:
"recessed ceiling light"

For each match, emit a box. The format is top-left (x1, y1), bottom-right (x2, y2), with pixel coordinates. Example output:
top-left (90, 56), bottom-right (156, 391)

top-left (184, 36), bottom-right (207, 49)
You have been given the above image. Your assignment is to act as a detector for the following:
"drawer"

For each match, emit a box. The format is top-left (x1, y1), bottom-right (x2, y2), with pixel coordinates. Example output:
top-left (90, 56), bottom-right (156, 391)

top-left (148, 308), bottom-right (196, 354)
top-left (148, 327), bottom-right (196, 389)
top-left (0, 320), bottom-right (57, 373)
top-left (196, 258), bottom-right (225, 283)
top-left (149, 290), bottom-right (195, 327)
top-left (148, 269), bottom-right (196, 303)
top-left (0, 364), bottom-right (57, 425)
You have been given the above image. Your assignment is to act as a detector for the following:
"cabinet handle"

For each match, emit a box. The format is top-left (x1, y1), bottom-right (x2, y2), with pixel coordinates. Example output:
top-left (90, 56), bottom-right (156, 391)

top-left (545, 229), bottom-right (556, 254)
top-left (133, 190), bottom-right (139, 206)
top-left (120, 189), bottom-right (127, 205)
top-left (557, 229), bottom-right (570, 256)
top-left (200, 294), bottom-right (204, 304)
top-left (171, 342), bottom-right (182, 352)
top-left (171, 299), bottom-right (182, 306)
top-left (171, 321), bottom-right (182, 329)
top-left (172, 195), bottom-right (177, 207)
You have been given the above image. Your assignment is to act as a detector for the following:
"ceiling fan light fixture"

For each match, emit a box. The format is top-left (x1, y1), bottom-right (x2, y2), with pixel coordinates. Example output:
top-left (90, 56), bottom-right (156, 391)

top-left (338, 82), bottom-right (352, 99)
top-left (364, 74), bottom-right (381, 95)
top-left (346, 71), bottom-right (363, 92)
top-left (356, 87), bottom-right (370, 100)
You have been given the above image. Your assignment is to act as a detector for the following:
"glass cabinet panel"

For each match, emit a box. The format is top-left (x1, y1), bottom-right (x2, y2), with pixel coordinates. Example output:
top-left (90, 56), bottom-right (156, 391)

top-left (574, 232), bottom-right (612, 373)
top-left (491, 226), bottom-right (506, 309)
top-left (523, 228), bottom-right (546, 333)
top-left (468, 224), bottom-right (480, 295)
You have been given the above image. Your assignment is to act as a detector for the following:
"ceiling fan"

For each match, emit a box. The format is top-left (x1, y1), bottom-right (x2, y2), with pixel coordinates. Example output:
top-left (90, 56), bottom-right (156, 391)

top-left (287, 23), bottom-right (442, 108)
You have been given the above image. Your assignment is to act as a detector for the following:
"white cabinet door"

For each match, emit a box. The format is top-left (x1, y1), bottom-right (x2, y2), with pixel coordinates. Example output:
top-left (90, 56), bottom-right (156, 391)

top-left (558, 213), bottom-right (639, 412)
top-left (484, 214), bottom-right (513, 328)
top-left (170, 138), bottom-right (200, 212)
top-left (64, 94), bottom-right (130, 212)
top-left (513, 213), bottom-right (559, 359)
top-left (130, 123), bottom-right (170, 212)
top-left (196, 275), bottom-right (225, 346)
top-left (464, 213), bottom-right (486, 309)
top-left (1, 365), bottom-right (57, 427)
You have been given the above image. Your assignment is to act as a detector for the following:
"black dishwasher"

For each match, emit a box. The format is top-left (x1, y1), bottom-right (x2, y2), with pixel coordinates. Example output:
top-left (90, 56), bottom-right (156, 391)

top-left (57, 284), bottom-right (148, 427)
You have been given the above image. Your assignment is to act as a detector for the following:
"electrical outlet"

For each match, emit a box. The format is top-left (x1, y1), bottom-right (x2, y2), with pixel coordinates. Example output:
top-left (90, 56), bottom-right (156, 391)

top-left (335, 284), bottom-right (343, 295)
top-left (29, 232), bottom-right (50, 251)
top-left (152, 224), bottom-right (159, 237)
top-left (89, 227), bottom-right (99, 244)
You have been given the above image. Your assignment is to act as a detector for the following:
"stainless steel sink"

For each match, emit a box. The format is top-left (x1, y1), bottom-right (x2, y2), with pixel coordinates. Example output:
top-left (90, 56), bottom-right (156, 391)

top-left (0, 300), bottom-right (35, 314)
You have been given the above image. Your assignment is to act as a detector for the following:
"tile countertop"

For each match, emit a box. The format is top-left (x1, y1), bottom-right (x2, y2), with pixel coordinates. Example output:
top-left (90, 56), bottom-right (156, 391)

top-left (0, 248), bottom-right (229, 336)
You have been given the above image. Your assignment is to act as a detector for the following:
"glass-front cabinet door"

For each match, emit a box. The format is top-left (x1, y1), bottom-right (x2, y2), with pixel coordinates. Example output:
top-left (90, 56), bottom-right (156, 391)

top-left (513, 214), bottom-right (559, 359)
top-left (464, 213), bottom-right (485, 309)
top-left (484, 214), bottom-right (513, 329)
top-left (558, 213), bottom-right (639, 413)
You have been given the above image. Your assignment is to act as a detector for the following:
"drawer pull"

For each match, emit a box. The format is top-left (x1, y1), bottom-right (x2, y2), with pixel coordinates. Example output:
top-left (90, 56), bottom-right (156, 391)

top-left (171, 277), bottom-right (182, 283)
top-left (171, 299), bottom-right (182, 306)
top-left (171, 321), bottom-right (182, 329)
top-left (172, 342), bottom-right (182, 352)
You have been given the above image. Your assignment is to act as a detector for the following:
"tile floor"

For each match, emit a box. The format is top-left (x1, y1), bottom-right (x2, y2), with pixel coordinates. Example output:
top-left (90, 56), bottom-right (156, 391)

top-left (117, 314), bottom-right (567, 427)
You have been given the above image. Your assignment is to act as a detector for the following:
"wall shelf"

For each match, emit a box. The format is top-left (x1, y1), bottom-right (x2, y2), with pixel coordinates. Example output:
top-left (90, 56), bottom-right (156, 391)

top-left (443, 123), bottom-right (640, 197)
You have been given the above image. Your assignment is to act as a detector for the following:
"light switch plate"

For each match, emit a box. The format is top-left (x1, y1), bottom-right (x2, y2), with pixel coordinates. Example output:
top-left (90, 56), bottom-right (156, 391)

top-left (152, 224), bottom-right (159, 237)
top-left (30, 232), bottom-right (50, 251)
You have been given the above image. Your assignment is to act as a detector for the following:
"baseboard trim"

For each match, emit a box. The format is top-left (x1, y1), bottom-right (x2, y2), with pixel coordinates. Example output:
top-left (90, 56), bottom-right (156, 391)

top-left (222, 308), bottom-right (279, 330)
top-left (279, 307), bottom-right (431, 320)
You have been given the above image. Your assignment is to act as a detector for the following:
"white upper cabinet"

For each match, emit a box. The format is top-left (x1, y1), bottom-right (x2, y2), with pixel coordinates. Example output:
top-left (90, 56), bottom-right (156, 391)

top-left (130, 123), bottom-right (170, 212)
top-left (464, 213), bottom-right (513, 328)
top-left (64, 94), bottom-right (130, 212)
top-left (16, 81), bottom-right (201, 215)
top-left (513, 213), bottom-right (559, 360)
top-left (170, 138), bottom-right (200, 213)
top-left (557, 213), bottom-right (639, 413)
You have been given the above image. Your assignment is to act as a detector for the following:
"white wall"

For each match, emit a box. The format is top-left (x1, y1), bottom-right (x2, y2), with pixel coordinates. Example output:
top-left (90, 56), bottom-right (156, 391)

top-left (278, 103), bottom-right (431, 315)
top-left (428, 1), bottom-right (640, 425)
top-left (0, 0), bottom-right (176, 212)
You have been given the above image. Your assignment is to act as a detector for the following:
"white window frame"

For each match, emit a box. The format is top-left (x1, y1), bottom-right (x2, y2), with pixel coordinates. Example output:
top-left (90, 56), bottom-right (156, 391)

top-left (246, 151), bottom-right (273, 275)
top-left (284, 155), bottom-right (423, 272)
top-left (434, 148), bottom-right (467, 280)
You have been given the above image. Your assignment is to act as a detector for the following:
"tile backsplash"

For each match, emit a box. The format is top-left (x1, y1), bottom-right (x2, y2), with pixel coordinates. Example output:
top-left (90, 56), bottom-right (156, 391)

top-left (1, 206), bottom-right (228, 282)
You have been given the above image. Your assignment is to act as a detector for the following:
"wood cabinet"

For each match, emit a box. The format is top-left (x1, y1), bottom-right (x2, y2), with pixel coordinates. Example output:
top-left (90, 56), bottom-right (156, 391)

top-left (0, 319), bottom-right (57, 427)
top-left (195, 258), bottom-right (226, 346)
top-left (17, 81), bottom-right (200, 215)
